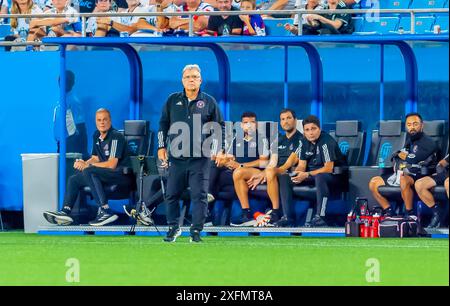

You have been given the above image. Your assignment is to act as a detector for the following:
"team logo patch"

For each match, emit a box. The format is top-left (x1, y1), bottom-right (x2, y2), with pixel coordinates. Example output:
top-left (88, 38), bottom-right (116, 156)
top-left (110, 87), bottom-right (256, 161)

top-left (196, 100), bottom-right (205, 109)
top-left (306, 152), bottom-right (314, 156)
top-left (408, 153), bottom-right (416, 159)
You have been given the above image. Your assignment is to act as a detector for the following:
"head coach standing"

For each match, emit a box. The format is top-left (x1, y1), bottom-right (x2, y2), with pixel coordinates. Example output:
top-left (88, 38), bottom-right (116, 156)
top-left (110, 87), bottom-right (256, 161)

top-left (157, 64), bottom-right (226, 243)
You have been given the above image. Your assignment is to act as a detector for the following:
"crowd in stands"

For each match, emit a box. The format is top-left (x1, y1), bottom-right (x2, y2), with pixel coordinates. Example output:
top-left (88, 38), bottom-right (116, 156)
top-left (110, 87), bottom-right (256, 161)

top-left (1, 0), bottom-right (448, 48)
top-left (0, 0), bottom-right (366, 48)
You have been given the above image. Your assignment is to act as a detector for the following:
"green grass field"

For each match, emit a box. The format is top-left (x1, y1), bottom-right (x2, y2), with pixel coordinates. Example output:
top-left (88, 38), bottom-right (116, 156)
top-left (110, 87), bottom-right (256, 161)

top-left (0, 232), bottom-right (448, 286)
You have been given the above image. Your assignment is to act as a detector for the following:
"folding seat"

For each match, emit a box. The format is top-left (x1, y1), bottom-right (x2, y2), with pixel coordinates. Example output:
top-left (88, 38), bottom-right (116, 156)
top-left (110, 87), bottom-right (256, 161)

top-left (348, 120), bottom-right (406, 208)
top-left (329, 120), bottom-right (366, 167)
top-left (410, 0), bottom-right (447, 9)
top-left (263, 18), bottom-right (293, 36)
top-left (380, 0), bottom-right (412, 9)
top-left (397, 16), bottom-right (435, 33)
top-left (362, 17), bottom-right (400, 34)
top-left (434, 15), bottom-right (449, 32)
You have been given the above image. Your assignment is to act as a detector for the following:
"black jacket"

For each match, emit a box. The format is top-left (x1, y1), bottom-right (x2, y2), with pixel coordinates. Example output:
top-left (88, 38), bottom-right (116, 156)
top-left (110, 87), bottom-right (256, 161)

top-left (158, 90), bottom-right (225, 159)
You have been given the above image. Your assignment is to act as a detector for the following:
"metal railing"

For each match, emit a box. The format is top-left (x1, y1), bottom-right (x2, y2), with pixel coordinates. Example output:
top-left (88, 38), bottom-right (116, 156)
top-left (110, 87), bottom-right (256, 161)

top-left (0, 8), bottom-right (448, 46)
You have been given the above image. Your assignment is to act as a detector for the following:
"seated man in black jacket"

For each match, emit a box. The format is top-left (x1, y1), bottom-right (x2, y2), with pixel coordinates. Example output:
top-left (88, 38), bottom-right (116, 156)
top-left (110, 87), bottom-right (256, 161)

top-left (302, 0), bottom-right (354, 35)
top-left (369, 113), bottom-right (439, 218)
top-left (44, 108), bottom-right (134, 226)
top-left (277, 115), bottom-right (348, 227)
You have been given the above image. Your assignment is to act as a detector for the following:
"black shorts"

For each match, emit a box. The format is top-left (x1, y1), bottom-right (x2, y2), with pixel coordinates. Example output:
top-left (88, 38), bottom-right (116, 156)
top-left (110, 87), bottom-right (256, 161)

top-left (431, 171), bottom-right (449, 186)
top-left (380, 172), bottom-right (424, 186)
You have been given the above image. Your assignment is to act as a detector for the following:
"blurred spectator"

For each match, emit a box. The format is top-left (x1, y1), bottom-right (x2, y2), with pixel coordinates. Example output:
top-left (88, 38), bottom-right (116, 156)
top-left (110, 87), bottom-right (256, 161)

top-left (96, 0), bottom-right (160, 36)
top-left (27, 0), bottom-right (82, 44)
top-left (206, 0), bottom-right (243, 36)
top-left (1, 0), bottom-right (9, 24)
top-left (34, 0), bottom-right (53, 11)
top-left (284, 0), bottom-right (323, 35)
top-left (152, 0), bottom-right (185, 32)
top-left (343, 0), bottom-right (360, 7)
top-left (168, 0), bottom-right (214, 33)
top-left (259, 0), bottom-right (296, 18)
top-left (86, 0), bottom-right (120, 36)
top-left (299, 0), bottom-right (353, 34)
top-left (10, 0), bottom-right (43, 41)
top-left (240, 0), bottom-right (265, 36)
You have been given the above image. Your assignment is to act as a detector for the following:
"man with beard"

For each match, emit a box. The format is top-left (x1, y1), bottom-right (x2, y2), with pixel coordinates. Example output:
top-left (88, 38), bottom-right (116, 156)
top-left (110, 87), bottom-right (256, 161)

top-left (369, 113), bottom-right (439, 218)
top-left (232, 109), bottom-right (303, 226)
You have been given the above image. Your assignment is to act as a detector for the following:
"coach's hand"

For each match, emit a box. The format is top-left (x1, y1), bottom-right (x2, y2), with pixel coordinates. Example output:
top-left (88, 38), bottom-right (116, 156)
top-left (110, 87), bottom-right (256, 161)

top-left (74, 159), bottom-right (88, 171)
top-left (292, 171), bottom-right (308, 184)
top-left (158, 148), bottom-right (169, 168)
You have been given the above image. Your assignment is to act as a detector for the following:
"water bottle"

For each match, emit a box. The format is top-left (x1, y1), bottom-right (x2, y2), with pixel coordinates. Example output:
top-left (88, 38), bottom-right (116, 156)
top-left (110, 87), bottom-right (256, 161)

top-left (378, 156), bottom-right (385, 168)
top-left (19, 28), bottom-right (28, 42)
top-left (222, 25), bottom-right (230, 36)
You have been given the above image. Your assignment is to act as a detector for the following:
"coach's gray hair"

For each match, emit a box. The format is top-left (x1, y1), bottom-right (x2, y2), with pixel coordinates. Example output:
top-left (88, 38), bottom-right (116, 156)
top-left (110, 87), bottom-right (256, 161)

top-left (182, 64), bottom-right (201, 75)
top-left (96, 108), bottom-right (111, 118)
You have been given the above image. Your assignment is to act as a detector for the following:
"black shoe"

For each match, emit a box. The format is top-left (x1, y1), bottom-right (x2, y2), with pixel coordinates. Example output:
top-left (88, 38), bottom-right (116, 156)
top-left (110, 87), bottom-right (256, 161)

top-left (164, 226), bottom-right (182, 242)
top-left (88, 208), bottom-right (118, 226)
top-left (428, 207), bottom-right (442, 228)
top-left (268, 210), bottom-right (280, 224)
top-left (306, 215), bottom-right (327, 227)
top-left (274, 216), bottom-right (295, 228)
top-left (43, 210), bottom-right (74, 226)
top-left (230, 214), bottom-right (255, 227)
top-left (190, 230), bottom-right (203, 243)
top-left (382, 207), bottom-right (394, 217)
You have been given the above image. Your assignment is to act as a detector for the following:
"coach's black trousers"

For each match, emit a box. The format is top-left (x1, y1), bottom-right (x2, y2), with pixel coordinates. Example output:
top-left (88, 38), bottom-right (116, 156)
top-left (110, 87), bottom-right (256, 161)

top-left (278, 173), bottom-right (346, 221)
top-left (63, 166), bottom-right (133, 209)
top-left (165, 158), bottom-right (210, 233)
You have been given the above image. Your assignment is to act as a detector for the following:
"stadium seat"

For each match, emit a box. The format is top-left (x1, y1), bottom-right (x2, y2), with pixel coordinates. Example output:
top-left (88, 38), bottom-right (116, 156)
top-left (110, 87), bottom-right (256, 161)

top-left (264, 18), bottom-right (292, 36)
top-left (348, 121), bottom-right (406, 209)
top-left (434, 15), bottom-right (449, 32)
top-left (410, 0), bottom-right (447, 9)
top-left (362, 17), bottom-right (400, 34)
top-left (0, 24), bottom-right (11, 39)
top-left (329, 120), bottom-right (366, 166)
top-left (352, 17), bottom-right (365, 32)
top-left (396, 16), bottom-right (435, 33)
top-left (380, 0), bottom-right (412, 9)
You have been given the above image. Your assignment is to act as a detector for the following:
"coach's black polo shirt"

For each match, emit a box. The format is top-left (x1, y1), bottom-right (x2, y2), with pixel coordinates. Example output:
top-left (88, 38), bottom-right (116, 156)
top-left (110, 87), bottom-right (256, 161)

top-left (271, 130), bottom-right (303, 167)
top-left (228, 133), bottom-right (270, 164)
top-left (92, 128), bottom-right (130, 168)
top-left (298, 131), bottom-right (347, 172)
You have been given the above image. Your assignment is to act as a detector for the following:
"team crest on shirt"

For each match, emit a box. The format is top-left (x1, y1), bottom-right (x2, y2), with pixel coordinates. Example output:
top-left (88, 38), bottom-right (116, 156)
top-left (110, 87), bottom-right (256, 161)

top-left (408, 154), bottom-right (416, 159)
top-left (104, 144), bottom-right (109, 156)
top-left (306, 151), bottom-right (314, 156)
top-left (196, 100), bottom-right (205, 109)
